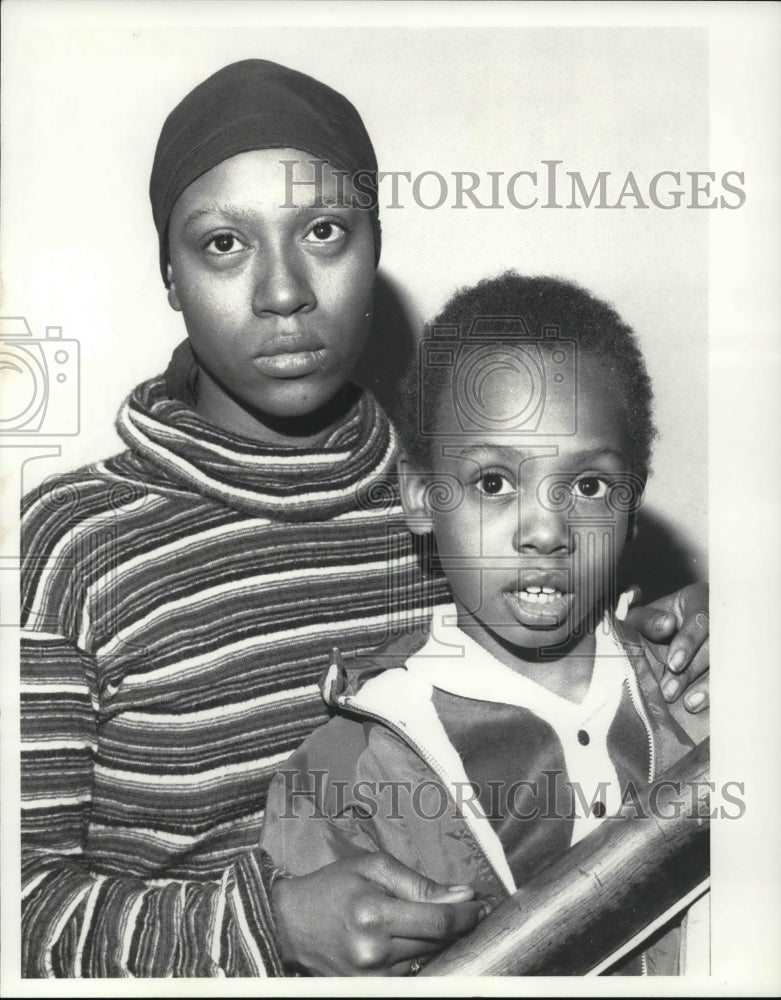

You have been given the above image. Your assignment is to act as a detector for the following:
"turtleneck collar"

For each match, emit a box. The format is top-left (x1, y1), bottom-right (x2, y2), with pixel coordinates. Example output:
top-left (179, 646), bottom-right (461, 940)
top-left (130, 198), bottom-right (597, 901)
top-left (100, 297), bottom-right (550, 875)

top-left (115, 348), bottom-right (398, 521)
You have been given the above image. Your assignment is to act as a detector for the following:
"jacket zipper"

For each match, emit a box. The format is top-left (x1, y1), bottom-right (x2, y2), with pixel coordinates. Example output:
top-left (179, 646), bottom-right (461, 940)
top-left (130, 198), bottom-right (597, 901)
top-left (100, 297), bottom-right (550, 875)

top-left (338, 693), bottom-right (514, 897)
top-left (606, 613), bottom-right (654, 975)
top-left (606, 613), bottom-right (655, 784)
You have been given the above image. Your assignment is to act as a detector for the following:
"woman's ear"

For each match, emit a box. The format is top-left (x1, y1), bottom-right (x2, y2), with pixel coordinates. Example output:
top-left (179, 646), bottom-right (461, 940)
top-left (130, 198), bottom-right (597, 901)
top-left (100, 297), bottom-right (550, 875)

top-left (397, 455), bottom-right (434, 535)
top-left (166, 264), bottom-right (182, 312)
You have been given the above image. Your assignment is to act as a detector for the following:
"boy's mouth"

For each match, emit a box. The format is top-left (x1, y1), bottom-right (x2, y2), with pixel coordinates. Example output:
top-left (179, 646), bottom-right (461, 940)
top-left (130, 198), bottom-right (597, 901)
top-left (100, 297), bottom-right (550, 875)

top-left (514, 585), bottom-right (564, 605)
top-left (504, 586), bottom-right (574, 628)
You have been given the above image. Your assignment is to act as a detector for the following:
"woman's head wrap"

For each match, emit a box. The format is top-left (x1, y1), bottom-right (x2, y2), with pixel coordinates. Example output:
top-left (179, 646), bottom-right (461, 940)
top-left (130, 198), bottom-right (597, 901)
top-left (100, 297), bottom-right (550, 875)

top-left (149, 59), bottom-right (381, 285)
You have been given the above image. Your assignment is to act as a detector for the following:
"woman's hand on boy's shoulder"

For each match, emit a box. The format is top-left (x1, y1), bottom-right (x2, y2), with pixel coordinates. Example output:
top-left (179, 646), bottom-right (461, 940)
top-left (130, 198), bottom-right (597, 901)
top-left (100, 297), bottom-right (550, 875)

top-left (272, 852), bottom-right (483, 976)
top-left (622, 582), bottom-right (709, 713)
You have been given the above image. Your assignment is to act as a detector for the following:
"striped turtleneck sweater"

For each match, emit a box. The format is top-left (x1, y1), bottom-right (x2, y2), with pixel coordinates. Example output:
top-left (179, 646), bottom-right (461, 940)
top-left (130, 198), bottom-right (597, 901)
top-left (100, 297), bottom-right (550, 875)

top-left (20, 373), bottom-right (448, 977)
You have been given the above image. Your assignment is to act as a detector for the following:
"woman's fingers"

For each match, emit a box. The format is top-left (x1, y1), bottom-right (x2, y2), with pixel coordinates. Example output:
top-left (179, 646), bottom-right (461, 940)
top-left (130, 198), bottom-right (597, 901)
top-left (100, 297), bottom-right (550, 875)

top-left (622, 583), bottom-right (710, 713)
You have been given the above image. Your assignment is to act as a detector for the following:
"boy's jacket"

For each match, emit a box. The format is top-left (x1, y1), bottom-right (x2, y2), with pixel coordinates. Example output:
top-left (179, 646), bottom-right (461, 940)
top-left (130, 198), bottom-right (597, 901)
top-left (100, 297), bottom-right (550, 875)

top-left (261, 610), bottom-right (708, 976)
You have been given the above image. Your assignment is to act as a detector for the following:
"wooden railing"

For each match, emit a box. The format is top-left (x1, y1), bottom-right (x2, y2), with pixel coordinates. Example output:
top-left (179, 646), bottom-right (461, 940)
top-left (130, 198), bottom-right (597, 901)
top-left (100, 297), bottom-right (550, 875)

top-left (421, 738), bottom-right (710, 976)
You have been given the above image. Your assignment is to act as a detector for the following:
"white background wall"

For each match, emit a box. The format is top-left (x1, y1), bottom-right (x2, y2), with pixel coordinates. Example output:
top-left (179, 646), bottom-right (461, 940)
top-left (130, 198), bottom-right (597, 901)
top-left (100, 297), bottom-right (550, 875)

top-left (3, 10), bottom-right (709, 583)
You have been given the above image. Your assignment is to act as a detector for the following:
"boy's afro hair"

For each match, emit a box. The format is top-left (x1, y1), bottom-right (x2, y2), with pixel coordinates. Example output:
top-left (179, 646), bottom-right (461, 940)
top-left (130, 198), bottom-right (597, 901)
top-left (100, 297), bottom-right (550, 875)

top-left (398, 271), bottom-right (657, 478)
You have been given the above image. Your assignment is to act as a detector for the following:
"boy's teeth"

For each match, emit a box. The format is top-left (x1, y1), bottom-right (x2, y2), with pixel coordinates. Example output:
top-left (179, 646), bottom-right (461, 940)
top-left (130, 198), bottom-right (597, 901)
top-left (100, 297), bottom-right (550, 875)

top-left (519, 588), bottom-right (563, 604)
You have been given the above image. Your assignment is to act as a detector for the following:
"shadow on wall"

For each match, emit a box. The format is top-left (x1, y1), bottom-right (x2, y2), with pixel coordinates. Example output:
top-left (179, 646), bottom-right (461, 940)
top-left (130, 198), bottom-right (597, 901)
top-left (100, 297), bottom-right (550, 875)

top-left (619, 507), bottom-right (705, 602)
top-left (353, 271), bottom-right (419, 423)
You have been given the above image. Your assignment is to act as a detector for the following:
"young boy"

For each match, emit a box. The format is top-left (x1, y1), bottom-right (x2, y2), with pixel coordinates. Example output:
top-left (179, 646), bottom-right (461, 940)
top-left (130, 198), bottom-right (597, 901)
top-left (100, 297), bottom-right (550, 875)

top-left (260, 273), bottom-right (709, 975)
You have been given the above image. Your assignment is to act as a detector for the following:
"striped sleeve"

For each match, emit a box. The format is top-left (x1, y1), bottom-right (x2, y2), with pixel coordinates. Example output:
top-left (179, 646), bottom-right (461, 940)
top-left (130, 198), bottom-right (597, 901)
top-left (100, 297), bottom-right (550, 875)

top-left (21, 633), bottom-right (283, 977)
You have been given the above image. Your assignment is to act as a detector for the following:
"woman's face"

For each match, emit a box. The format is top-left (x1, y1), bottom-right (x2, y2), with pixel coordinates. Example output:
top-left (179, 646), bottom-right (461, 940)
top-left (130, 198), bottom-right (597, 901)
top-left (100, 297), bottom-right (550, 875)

top-left (166, 148), bottom-right (375, 442)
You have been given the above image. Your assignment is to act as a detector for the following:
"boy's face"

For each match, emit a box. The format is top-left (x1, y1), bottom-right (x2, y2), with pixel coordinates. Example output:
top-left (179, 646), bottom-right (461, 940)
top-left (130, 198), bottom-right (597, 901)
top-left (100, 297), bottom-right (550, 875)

top-left (166, 149), bottom-right (375, 440)
top-left (403, 351), bottom-right (636, 655)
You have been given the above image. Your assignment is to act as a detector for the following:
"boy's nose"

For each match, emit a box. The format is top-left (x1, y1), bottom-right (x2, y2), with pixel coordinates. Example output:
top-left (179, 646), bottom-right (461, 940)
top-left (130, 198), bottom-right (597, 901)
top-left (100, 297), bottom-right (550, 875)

top-left (251, 248), bottom-right (316, 318)
top-left (512, 495), bottom-right (571, 555)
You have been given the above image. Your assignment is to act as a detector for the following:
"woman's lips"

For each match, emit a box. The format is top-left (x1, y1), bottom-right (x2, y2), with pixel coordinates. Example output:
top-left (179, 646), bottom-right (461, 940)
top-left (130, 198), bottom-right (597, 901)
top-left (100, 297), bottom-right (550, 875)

top-left (504, 588), bottom-right (574, 627)
top-left (253, 348), bottom-right (327, 378)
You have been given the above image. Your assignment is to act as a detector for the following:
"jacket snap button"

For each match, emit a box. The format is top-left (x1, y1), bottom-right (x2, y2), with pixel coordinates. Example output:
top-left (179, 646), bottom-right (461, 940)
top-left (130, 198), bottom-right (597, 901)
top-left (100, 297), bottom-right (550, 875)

top-left (593, 801), bottom-right (606, 818)
top-left (577, 729), bottom-right (590, 746)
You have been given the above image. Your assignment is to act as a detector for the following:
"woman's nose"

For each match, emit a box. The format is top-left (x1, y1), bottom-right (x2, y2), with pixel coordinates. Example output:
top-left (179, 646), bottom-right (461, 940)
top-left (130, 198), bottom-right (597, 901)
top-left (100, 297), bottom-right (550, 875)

top-left (251, 247), bottom-right (316, 318)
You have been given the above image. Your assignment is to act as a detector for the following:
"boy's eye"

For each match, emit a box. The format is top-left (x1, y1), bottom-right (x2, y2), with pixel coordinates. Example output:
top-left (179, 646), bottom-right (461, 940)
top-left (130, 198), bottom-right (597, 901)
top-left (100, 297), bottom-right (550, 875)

top-left (304, 220), bottom-right (346, 244)
top-left (571, 476), bottom-right (609, 499)
top-left (205, 233), bottom-right (244, 255)
top-left (476, 472), bottom-right (514, 496)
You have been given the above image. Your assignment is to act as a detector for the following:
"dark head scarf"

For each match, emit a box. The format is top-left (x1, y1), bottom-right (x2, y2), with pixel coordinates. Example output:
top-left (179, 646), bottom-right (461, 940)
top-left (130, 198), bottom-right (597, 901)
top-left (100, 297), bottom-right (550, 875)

top-left (149, 59), bottom-right (381, 286)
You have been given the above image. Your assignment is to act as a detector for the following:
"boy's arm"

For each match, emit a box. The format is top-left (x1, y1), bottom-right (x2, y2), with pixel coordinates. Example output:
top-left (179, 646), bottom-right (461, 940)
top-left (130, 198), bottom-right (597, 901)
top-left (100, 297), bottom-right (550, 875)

top-left (623, 582), bottom-right (709, 712)
top-left (261, 725), bottom-right (482, 976)
top-left (260, 724), bottom-right (381, 875)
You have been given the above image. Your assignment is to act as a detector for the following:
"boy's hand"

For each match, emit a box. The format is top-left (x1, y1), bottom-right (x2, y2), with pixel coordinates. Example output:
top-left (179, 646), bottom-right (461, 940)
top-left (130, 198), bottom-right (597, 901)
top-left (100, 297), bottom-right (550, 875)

top-left (271, 852), bottom-right (483, 976)
top-left (621, 582), bottom-right (709, 712)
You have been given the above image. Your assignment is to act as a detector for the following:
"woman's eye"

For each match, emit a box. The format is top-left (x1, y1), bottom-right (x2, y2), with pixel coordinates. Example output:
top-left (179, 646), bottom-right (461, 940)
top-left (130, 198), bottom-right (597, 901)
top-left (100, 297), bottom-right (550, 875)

top-left (205, 233), bottom-right (243, 255)
top-left (572, 476), bottom-right (608, 499)
top-left (476, 472), bottom-right (514, 496)
top-left (304, 220), bottom-right (346, 244)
